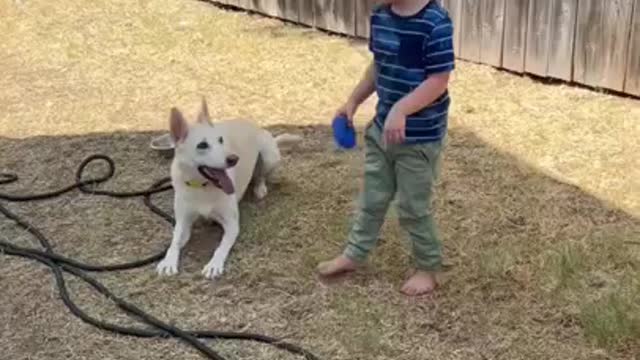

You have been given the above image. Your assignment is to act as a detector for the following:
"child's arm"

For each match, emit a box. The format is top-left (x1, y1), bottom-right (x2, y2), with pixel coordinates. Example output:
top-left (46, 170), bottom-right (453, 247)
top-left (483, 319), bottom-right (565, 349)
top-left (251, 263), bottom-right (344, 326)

top-left (394, 72), bottom-right (450, 116)
top-left (383, 73), bottom-right (450, 145)
top-left (336, 60), bottom-right (376, 124)
top-left (348, 60), bottom-right (376, 107)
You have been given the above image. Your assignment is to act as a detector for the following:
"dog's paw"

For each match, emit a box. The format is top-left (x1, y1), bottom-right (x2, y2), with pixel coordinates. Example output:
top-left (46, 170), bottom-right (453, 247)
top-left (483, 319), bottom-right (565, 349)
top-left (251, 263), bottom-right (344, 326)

top-left (202, 260), bottom-right (225, 279)
top-left (253, 182), bottom-right (268, 200)
top-left (156, 257), bottom-right (179, 276)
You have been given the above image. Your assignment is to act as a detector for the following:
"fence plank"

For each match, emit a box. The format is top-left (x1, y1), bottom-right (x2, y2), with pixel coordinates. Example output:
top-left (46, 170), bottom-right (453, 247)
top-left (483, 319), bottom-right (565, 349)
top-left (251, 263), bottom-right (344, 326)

top-left (231, 0), bottom-right (250, 10)
top-left (459, 0), bottom-right (482, 61)
top-left (525, 0), bottom-right (552, 76)
top-left (251, 0), bottom-right (279, 17)
top-left (574, 0), bottom-right (634, 91)
top-left (355, 0), bottom-right (376, 38)
top-left (281, 0), bottom-right (299, 22)
top-left (313, 0), bottom-right (356, 35)
top-left (502, 0), bottom-right (529, 72)
top-left (237, 0), bottom-right (254, 11)
top-left (479, 0), bottom-right (506, 67)
top-left (299, 0), bottom-right (315, 26)
top-left (547, 0), bottom-right (578, 81)
top-left (625, 0), bottom-right (640, 96)
top-left (442, 0), bottom-right (463, 54)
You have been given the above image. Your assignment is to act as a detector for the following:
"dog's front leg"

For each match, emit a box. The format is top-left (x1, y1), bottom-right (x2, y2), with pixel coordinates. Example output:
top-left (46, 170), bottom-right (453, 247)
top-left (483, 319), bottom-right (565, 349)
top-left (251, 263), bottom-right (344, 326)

top-left (157, 211), bottom-right (195, 276)
top-left (202, 205), bottom-right (239, 279)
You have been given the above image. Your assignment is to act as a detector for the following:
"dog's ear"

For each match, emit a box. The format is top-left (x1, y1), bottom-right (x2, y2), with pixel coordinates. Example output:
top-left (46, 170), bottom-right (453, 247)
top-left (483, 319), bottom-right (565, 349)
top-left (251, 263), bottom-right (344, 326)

top-left (169, 107), bottom-right (188, 143)
top-left (196, 97), bottom-right (212, 125)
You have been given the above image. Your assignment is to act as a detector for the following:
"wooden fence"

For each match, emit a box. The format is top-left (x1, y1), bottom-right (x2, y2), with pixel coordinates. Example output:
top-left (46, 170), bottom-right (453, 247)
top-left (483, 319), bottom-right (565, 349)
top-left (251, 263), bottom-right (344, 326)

top-left (214, 0), bottom-right (639, 97)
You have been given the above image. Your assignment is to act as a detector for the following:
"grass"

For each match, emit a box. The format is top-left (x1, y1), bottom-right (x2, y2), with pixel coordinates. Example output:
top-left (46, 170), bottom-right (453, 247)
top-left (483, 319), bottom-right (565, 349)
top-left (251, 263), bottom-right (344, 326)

top-left (1, 0), bottom-right (639, 359)
top-left (541, 236), bottom-right (640, 352)
top-left (550, 242), bottom-right (587, 289)
top-left (580, 289), bottom-right (640, 349)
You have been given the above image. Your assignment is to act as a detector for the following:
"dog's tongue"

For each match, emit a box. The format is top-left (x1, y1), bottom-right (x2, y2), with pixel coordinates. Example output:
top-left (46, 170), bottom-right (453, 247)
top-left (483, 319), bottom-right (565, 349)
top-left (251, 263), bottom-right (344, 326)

top-left (198, 166), bottom-right (234, 195)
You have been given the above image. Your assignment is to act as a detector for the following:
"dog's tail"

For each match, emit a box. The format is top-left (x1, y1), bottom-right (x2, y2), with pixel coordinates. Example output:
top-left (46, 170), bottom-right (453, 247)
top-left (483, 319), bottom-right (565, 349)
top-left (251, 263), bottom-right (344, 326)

top-left (274, 133), bottom-right (303, 147)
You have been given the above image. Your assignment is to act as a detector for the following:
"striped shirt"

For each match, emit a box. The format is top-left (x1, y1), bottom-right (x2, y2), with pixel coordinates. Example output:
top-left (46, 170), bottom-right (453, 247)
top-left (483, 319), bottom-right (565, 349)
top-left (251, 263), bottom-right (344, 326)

top-left (369, 1), bottom-right (455, 143)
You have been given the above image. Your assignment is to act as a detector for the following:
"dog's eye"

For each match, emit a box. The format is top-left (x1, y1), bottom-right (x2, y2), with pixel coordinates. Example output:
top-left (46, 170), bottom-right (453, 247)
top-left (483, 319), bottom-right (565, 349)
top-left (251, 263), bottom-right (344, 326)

top-left (196, 141), bottom-right (209, 150)
top-left (218, 137), bottom-right (224, 145)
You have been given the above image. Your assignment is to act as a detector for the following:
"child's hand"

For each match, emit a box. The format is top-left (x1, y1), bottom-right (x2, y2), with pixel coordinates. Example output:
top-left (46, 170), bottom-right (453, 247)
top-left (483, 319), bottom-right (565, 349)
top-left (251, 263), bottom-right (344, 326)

top-left (383, 105), bottom-right (406, 145)
top-left (335, 100), bottom-right (358, 128)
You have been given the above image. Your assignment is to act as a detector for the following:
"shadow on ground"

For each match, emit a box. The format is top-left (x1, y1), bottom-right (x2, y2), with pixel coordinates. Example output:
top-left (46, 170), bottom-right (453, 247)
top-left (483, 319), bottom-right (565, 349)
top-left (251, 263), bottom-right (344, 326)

top-left (1, 124), bottom-right (638, 360)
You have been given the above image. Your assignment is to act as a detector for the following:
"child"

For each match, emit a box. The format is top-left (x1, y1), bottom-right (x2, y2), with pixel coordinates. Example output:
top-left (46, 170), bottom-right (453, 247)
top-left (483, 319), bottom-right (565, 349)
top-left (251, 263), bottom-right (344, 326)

top-left (317, 0), bottom-right (455, 296)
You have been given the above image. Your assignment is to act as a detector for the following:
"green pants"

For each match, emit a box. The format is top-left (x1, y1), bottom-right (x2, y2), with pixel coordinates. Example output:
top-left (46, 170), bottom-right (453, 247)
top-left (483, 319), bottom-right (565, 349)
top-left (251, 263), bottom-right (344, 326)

top-left (344, 122), bottom-right (444, 271)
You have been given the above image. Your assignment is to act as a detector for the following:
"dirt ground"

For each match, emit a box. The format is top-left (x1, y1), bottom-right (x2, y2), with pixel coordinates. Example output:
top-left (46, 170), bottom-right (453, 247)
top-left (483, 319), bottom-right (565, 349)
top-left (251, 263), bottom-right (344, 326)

top-left (1, 1), bottom-right (639, 360)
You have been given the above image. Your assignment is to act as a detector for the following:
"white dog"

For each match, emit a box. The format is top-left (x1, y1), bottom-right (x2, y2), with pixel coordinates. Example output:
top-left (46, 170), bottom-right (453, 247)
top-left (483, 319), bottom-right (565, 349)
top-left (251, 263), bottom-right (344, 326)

top-left (156, 99), bottom-right (301, 279)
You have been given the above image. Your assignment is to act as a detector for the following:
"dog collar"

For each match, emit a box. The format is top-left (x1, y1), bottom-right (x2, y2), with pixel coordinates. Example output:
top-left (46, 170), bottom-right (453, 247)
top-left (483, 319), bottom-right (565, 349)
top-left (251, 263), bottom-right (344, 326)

top-left (185, 180), bottom-right (209, 188)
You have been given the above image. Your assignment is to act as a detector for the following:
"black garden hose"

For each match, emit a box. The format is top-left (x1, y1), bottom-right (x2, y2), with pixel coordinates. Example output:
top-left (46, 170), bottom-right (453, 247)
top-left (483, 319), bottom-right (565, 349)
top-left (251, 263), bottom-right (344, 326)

top-left (0, 154), bottom-right (320, 360)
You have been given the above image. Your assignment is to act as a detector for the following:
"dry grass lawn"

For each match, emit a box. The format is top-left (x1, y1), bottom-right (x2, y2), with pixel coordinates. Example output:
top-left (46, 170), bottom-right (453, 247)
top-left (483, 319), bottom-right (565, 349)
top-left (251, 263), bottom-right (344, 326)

top-left (1, 0), bottom-right (639, 359)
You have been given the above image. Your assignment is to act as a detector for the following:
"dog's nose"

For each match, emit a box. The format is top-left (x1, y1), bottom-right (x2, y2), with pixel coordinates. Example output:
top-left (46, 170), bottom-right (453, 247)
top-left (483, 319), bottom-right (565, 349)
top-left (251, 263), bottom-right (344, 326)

top-left (196, 141), bottom-right (209, 150)
top-left (226, 155), bottom-right (239, 167)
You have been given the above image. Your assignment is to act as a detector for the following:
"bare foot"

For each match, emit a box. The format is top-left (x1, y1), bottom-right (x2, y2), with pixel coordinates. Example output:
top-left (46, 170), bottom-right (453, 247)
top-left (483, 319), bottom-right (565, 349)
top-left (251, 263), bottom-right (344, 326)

top-left (316, 255), bottom-right (358, 277)
top-left (400, 270), bottom-right (438, 296)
